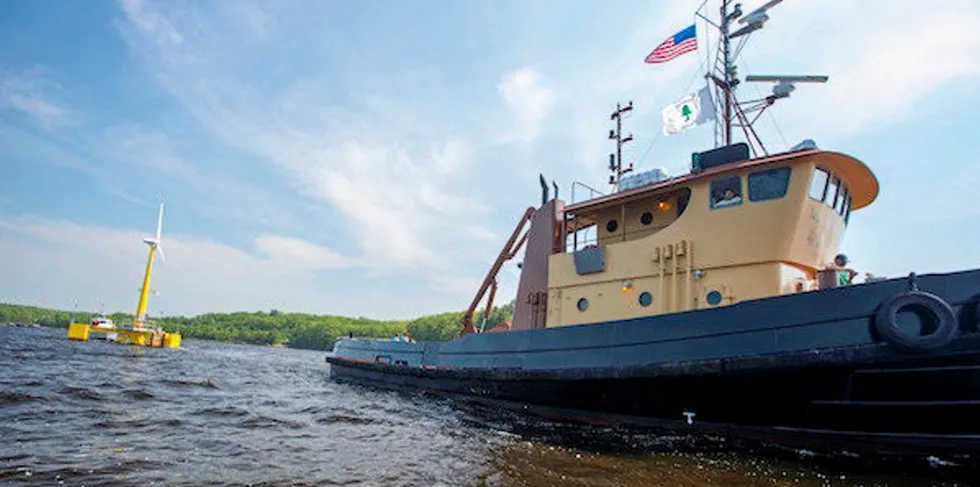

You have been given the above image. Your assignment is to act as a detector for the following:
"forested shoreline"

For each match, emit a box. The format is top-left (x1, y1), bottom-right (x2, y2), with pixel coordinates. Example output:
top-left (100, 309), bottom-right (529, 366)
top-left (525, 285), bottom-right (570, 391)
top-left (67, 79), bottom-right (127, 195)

top-left (0, 302), bottom-right (513, 351)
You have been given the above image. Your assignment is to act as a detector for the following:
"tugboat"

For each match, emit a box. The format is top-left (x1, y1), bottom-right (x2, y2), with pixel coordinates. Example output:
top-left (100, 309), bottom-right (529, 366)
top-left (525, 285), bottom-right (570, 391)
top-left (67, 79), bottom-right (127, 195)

top-left (327, 0), bottom-right (980, 462)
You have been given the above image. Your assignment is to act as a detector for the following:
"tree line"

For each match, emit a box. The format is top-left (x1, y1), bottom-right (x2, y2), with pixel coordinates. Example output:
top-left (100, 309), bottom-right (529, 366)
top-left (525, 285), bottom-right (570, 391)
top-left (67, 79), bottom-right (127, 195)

top-left (0, 300), bottom-right (514, 351)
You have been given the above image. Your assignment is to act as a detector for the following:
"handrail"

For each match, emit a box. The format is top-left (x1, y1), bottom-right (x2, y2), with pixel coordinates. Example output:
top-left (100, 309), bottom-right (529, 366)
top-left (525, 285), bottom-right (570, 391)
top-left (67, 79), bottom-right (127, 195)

top-left (570, 181), bottom-right (606, 205)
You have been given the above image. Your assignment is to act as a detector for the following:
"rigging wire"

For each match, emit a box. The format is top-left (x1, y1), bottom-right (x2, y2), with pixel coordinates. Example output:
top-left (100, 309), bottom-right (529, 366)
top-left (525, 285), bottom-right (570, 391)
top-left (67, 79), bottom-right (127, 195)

top-left (732, 32), bottom-right (751, 60)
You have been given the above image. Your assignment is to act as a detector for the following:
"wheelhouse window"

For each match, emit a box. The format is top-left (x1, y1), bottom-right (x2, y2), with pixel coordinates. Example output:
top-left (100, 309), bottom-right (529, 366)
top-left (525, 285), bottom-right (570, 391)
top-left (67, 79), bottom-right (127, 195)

top-left (838, 186), bottom-right (852, 225)
top-left (835, 186), bottom-right (848, 215)
top-left (826, 176), bottom-right (839, 209)
top-left (709, 176), bottom-right (743, 209)
top-left (807, 166), bottom-right (853, 226)
top-left (748, 166), bottom-right (791, 202)
top-left (808, 167), bottom-right (829, 201)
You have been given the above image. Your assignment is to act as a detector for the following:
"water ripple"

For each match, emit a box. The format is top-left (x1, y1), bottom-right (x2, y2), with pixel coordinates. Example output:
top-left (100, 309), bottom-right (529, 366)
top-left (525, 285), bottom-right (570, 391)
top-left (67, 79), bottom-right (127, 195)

top-left (0, 391), bottom-right (45, 405)
top-left (59, 385), bottom-right (103, 401)
top-left (238, 415), bottom-right (307, 430)
top-left (0, 326), bottom-right (974, 486)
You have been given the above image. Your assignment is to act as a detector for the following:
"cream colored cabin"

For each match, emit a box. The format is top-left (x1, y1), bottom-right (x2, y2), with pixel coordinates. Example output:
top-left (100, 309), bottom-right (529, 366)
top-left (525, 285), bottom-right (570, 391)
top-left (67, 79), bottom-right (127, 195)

top-left (544, 149), bottom-right (879, 328)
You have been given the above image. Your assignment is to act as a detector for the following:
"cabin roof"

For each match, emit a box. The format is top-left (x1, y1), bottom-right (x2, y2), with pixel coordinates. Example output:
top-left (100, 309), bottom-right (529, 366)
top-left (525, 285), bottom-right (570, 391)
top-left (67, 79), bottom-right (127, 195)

top-left (564, 149), bottom-right (878, 215)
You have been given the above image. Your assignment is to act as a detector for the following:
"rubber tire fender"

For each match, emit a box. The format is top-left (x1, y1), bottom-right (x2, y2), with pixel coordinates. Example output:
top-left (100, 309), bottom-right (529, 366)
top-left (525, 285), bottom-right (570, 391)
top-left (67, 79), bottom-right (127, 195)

top-left (874, 291), bottom-right (956, 351)
top-left (975, 299), bottom-right (980, 332)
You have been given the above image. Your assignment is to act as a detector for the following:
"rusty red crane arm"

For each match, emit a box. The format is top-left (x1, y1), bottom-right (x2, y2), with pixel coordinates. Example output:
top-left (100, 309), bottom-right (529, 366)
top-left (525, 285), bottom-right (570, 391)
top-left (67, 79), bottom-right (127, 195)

top-left (460, 207), bottom-right (536, 336)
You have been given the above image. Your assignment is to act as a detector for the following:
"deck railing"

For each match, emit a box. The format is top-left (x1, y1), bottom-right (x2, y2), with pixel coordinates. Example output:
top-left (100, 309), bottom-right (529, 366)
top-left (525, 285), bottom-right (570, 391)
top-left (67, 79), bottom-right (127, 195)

top-left (570, 181), bottom-right (606, 205)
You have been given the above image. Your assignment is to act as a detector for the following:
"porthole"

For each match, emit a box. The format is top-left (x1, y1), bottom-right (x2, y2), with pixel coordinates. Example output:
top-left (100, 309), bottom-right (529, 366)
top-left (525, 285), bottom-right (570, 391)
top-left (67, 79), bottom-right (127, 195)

top-left (638, 292), bottom-right (653, 307)
top-left (577, 298), bottom-right (589, 311)
top-left (640, 212), bottom-right (653, 225)
top-left (706, 290), bottom-right (723, 306)
top-left (606, 220), bottom-right (618, 233)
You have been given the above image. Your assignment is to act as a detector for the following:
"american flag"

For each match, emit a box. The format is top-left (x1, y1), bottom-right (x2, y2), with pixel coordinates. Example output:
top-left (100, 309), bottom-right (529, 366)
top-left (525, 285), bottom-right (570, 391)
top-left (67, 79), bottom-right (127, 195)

top-left (644, 24), bottom-right (697, 64)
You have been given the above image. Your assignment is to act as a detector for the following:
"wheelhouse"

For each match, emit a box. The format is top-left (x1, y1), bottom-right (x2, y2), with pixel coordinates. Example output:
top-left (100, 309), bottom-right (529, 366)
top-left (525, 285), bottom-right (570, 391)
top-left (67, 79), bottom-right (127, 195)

top-left (543, 148), bottom-right (878, 328)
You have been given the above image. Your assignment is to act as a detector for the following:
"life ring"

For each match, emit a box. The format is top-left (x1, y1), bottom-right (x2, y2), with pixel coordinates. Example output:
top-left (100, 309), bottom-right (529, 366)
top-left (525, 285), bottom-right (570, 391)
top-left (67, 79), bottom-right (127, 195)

top-left (874, 291), bottom-right (956, 351)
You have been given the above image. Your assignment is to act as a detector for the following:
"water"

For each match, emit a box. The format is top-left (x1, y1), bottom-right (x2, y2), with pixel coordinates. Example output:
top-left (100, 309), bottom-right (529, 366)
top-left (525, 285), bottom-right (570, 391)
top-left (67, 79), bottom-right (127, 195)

top-left (0, 326), bottom-right (972, 486)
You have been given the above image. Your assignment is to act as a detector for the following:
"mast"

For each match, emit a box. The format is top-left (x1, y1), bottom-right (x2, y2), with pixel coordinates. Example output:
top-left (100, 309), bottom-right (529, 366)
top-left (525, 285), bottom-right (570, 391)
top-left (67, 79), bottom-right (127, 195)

top-left (720, 0), bottom-right (733, 146)
top-left (608, 101), bottom-right (634, 190)
top-left (134, 202), bottom-right (166, 330)
top-left (700, 0), bottom-right (828, 156)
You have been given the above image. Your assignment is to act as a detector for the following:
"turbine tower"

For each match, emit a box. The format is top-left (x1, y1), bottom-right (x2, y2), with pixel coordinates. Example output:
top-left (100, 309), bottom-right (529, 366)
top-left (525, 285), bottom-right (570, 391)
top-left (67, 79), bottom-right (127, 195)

top-left (134, 202), bottom-right (165, 329)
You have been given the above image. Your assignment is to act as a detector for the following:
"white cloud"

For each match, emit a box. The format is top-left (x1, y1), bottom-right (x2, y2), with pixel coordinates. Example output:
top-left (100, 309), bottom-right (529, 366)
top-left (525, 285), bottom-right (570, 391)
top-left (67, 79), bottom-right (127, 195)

top-left (732, 0), bottom-right (980, 142)
top-left (817, 10), bottom-right (980, 135)
top-left (230, 3), bottom-right (275, 39)
top-left (0, 215), bottom-right (350, 316)
top-left (252, 234), bottom-right (351, 271)
top-left (0, 66), bottom-right (75, 127)
top-left (301, 141), bottom-right (492, 273)
top-left (118, 0), bottom-right (183, 46)
top-left (113, 0), bottom-right (498, 294)
top-left (498, 67), bottom-right (556, 143)
top-left (97, 124), bottom-right (298, 226)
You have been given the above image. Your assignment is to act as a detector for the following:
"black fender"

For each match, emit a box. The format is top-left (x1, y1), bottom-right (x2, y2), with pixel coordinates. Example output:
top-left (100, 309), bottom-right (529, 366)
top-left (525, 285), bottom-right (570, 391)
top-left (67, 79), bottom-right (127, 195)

top-left (975, 299), bottom-right (980, 331)
top-left (874, 291), bottom-right (956, 351)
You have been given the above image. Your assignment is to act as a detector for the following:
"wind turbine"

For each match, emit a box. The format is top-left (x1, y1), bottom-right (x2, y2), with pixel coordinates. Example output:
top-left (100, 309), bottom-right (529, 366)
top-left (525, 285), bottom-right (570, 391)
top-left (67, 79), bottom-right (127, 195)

top-left (134, 202), bottom-right (166, 329)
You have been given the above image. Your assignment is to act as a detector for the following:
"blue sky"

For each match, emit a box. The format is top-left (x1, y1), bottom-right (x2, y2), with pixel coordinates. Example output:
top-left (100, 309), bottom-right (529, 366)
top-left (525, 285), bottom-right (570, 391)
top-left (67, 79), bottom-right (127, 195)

top-left (1, 0), bottom-right (979, 320)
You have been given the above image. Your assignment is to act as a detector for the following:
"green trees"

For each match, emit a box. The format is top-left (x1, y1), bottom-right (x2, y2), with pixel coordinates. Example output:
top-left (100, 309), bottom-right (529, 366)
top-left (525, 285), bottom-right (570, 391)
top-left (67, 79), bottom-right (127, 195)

top-left (0, 304), bottom-right (79, 328)
top-left (149, 311), bottom-right (408, 349)
top-left (406, 311), bottom-right (465, 341)
top-left (0, 301), bottom-right (515, 351)
top-left (405, 299), bottom-right (516, 341)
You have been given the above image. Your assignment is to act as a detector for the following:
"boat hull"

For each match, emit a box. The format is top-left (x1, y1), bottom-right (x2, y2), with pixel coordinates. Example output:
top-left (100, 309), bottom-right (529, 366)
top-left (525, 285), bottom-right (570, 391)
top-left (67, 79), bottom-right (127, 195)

top-left (327, 269), bottom-right (980, 459)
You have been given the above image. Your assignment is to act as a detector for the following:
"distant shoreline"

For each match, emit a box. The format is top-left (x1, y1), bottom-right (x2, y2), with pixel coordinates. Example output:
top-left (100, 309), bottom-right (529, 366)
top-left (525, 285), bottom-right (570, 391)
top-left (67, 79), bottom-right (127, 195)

top-left (1, 301), bottom-right (514, 351)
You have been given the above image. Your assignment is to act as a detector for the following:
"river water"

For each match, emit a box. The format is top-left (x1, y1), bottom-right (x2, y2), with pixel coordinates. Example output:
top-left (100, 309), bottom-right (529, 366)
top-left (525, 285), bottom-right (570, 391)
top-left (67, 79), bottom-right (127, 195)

top-left (0, 326), bottom-right (973, 486)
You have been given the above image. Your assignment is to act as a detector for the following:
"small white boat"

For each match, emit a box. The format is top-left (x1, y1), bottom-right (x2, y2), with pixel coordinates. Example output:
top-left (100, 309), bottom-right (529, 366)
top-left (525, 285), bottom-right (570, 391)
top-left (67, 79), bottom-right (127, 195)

top-left (89, 315), bottom-right (119, 341)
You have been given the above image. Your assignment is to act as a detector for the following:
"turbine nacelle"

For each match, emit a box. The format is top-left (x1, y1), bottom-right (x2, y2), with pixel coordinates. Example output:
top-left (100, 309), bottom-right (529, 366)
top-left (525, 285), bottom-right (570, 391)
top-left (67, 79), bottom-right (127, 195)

top-left (142, 203), bottom-right (166, 261)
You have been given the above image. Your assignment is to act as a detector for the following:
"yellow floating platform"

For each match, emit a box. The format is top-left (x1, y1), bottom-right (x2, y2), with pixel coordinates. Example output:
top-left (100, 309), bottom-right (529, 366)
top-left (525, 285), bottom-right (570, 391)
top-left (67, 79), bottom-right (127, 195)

top-left (67, 323), bottom-right (181, 348)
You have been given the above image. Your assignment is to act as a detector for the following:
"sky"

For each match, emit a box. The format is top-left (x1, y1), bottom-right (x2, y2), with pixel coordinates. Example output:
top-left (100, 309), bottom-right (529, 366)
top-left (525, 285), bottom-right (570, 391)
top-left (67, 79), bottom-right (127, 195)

top-left (1, 0), bottom-right (979, 320)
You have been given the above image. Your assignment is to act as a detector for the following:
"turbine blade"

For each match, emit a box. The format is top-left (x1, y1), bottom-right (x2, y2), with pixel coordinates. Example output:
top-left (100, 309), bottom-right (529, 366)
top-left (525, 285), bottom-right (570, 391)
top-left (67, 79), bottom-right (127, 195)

top-left (156, 244), bottom-right (166, 262)
top-left (156, 202), bottom-right (164, 241)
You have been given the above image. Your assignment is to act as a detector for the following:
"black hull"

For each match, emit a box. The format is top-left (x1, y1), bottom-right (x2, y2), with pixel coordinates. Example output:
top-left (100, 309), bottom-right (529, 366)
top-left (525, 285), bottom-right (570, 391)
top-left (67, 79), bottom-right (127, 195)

top-left (329, 342), bottom-right (980, 458)
top-left (326, 269), bottom-right (980, 461)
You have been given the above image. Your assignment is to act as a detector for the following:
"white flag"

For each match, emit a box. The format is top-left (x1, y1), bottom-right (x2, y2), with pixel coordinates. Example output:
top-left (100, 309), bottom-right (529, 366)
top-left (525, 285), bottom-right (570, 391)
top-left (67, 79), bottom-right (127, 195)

top-left (661, 84), bottom-right (716, 135)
